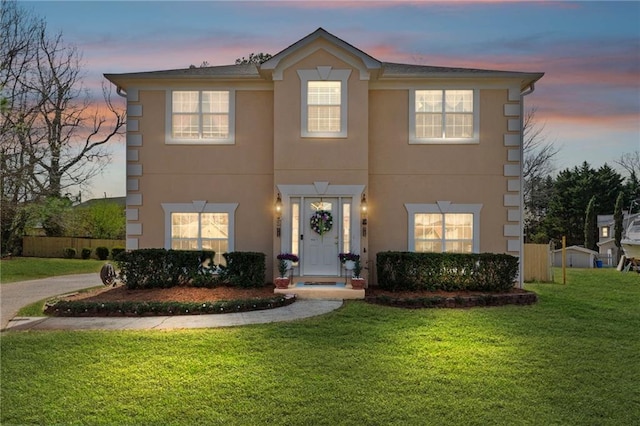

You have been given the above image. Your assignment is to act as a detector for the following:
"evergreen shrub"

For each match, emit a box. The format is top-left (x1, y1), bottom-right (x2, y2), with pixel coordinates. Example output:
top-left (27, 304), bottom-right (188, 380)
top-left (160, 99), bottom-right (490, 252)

top-left (116, 249), bottom-right (214, 289)
top-left (95, 246), bottom-right (109, 260)
top-left (376, 252), bottom-right (518, 292)
top-left (218, 252), bottom-right (266, 288)
top-left (81, 248), bottom-right (92, 259)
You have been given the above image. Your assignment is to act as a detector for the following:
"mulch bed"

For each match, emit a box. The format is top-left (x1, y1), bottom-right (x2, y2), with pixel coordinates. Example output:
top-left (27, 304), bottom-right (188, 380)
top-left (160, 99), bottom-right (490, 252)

top-left (48, 284), bottom-right (537, 317)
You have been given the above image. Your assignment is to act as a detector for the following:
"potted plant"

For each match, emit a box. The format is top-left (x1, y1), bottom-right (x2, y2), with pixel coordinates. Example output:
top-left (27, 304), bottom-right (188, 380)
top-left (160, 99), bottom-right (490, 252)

top-left (351, 259), bottom-right (365, 289)
top-left (339, 252), bottom-right (360, 270)
top-left (275, 253), bottom-right (298, 289)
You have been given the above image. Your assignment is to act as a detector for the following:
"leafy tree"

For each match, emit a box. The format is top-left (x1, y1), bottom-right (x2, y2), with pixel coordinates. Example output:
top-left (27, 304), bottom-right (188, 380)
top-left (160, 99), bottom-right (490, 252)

top-left (235, 52), bottom-right (272, 65)
top-left (83, 201), bottom-right (125, 239)
top-left (614, 191), bottom-right (624, 261)
top-left (584, 195), bottom-right (597, 251)
top-left (34, 196), bottom-right (73, 237)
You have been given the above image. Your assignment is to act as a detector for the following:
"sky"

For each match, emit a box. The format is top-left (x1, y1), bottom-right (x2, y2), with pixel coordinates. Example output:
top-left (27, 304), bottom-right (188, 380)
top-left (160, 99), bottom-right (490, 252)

top-left (22, 0), bottom-right (640, 200)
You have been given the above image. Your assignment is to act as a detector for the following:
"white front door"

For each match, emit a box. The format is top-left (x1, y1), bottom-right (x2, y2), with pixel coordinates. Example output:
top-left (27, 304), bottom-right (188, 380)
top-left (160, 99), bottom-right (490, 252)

top-left (303, 198), bottom-right (339, 275)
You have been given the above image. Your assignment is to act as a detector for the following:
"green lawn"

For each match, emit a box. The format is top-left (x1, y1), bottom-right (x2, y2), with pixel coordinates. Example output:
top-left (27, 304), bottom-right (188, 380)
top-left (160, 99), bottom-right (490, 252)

top-left (1, 268), bottom-right (639, 425)
top-left (0, 257), bottom-right (104, 283)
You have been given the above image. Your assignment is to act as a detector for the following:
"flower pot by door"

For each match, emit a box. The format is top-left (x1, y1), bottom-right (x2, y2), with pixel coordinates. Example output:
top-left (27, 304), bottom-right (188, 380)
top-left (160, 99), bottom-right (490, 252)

top-left (275, 277), bottom-right (290, 289)
top-left (351, 278), bottom-right (365, 289)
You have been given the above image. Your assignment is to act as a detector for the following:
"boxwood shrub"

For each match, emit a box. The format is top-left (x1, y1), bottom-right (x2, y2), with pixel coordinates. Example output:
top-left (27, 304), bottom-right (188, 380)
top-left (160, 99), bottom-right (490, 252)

top-left (116, 249), bottom-right (214, 289)
top-left (95, 246), bottom-right (109, 260)
top-left (111, 247), bottom-right (125, 260)
top-left (376, 251), bottom-right (518, 292)
top-left (80, 248), bottom-right (92, 259)
top-left (218, 251), bottom-right (266, 288)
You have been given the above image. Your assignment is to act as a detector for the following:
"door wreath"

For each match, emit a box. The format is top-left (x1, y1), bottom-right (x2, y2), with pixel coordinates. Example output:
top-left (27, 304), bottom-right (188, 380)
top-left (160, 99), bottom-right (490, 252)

top-left (310, 210), bottom-right (333, 236)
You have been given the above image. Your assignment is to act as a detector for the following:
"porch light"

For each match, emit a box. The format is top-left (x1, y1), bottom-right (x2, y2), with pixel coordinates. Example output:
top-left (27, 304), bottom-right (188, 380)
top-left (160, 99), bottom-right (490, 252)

top-left (275, 193), bottom-right (282, 216)
top-left (361, 193), bottom-right (367, 213)
top-left (275, 193), bottom-right (282, 238)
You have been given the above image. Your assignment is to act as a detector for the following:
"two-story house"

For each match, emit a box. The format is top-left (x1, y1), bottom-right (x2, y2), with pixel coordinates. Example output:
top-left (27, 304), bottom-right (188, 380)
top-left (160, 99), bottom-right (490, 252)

top-left (105, 28), bottom-right (543, 287)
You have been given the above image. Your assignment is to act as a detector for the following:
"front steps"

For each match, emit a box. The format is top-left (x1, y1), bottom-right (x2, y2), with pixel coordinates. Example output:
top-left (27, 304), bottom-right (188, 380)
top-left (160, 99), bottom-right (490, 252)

top-left (273, 277), bottom-right (365, 300)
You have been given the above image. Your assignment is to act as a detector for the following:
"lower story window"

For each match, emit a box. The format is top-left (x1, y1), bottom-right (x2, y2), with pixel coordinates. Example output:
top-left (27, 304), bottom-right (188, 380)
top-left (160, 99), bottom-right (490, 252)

top-left (171, 213), bottom-right (228, 264)
top-left (405, 202), bottom-right (482, 253)
top-left (414, 213), bottom-right (473, 253)
top-left (162, 202), bottom-right (238, 265)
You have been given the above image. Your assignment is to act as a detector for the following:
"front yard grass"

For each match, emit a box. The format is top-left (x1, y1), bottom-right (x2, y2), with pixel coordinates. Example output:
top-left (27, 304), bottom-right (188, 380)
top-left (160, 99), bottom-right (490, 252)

top-left (0, 257), bottom-right (104, 283)
top-left (1, 268), bottom-right (639, 425)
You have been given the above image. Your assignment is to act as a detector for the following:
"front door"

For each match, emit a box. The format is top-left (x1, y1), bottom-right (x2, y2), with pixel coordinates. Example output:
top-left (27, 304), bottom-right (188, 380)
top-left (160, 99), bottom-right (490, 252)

top-left (303, 198), bottom-right (339, 275)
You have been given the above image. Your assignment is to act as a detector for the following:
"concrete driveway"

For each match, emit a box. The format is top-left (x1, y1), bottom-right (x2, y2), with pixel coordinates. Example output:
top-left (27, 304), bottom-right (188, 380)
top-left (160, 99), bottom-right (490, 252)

top-left (1, 273), bottom-right (102, 330)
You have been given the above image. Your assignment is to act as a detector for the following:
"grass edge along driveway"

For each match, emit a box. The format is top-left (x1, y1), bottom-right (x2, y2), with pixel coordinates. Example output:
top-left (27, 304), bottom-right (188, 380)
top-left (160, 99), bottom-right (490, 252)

top-left (1, 257), bottom-right (104, 283)
top-left (1, 268), bottom-right (639, 425)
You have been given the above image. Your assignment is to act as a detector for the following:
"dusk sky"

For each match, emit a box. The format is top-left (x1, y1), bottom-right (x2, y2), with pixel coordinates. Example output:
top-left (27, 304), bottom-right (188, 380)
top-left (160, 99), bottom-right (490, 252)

top-left (24, 1), bottom-right (640, 200)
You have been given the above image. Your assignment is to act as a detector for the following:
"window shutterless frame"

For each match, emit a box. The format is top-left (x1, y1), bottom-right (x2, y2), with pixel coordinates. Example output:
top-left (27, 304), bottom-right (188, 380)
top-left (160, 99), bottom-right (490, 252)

top-left (165, 89), bottom-right (236, 145)
top-left (409, 89), bottom-right (479, 144)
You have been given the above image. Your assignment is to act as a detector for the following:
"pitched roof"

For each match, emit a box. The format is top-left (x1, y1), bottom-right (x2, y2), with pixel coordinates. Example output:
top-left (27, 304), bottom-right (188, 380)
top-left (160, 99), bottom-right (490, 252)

top-left (105, 27), bottom-right (543, 89)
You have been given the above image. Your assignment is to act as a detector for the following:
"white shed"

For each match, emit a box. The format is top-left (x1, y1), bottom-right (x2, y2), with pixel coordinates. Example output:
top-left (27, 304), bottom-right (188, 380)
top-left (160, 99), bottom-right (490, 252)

top-left (553, 246), bottom-right (599, 268)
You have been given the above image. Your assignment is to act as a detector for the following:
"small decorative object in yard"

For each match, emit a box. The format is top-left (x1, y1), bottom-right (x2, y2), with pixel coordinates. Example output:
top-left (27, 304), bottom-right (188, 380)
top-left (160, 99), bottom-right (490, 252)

top-left (100, 263), bottom-right (118, 286)
top-left (310, 210), bottom-right (333, 235)
top-left (339, 252), bottom-right (360, 270)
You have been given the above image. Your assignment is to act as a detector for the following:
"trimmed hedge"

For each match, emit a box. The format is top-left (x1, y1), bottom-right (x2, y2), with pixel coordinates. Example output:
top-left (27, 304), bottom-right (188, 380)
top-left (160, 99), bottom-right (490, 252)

top-left (116, 249), bottom-right (213, 289)
top-left (218, 252), bottom-right (266, 288)
top-left (81, 248), bottom-right (92, 259)
top-left (111, 247), bottom-right (125, 260)
top-left (376, 252), bottom-right (518, 292)
top-left (95, 246), bottom-right (109, 260)
top-left (63, 247), bottom-right (76, 259)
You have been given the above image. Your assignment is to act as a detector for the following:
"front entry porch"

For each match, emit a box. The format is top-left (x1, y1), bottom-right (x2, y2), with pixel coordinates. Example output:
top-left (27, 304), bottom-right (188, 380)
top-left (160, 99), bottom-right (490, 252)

top-left (274, 276), bottom-right (365, 300)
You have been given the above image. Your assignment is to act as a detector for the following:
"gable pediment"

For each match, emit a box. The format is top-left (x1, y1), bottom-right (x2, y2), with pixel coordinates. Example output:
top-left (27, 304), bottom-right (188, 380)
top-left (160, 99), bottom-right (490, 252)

top-left (260, 28), bottom-right (381, 81)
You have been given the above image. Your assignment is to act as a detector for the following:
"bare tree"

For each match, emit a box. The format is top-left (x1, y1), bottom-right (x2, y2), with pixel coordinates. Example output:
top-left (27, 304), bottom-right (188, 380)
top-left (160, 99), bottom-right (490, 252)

top-left (614, 151), bottom-right (639, 178)
top-left (522, 107), bottom-right (560, 243)
top-left (522, 107), bottom-right (559, 198)
top-left (0, 0), bottom-right (125, 253)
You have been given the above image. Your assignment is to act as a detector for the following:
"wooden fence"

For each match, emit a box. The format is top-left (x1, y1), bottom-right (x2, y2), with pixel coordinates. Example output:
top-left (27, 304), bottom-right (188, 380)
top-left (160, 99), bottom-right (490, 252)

top-left (524, 243), bottom-right (554, 282)
top-left (22, 236), bottom-right (125, 259)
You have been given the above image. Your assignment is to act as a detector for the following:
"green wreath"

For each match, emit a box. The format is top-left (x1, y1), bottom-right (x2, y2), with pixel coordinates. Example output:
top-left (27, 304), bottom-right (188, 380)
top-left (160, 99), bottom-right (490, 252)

top-left (310, 210), bottom-right (333, 235)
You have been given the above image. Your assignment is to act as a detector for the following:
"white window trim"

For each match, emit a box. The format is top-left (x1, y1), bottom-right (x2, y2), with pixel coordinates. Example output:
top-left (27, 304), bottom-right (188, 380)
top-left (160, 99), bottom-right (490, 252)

top-left (165, 89), bottom-right (236, 145)
top-left (405, 202), bottom-right (482, 253)
top-left (298, 68), bottom-right (351, 138)
top-left (408, 89), bottom-right (479, 145)
top-left (161, 201), bottom-right (238, 250)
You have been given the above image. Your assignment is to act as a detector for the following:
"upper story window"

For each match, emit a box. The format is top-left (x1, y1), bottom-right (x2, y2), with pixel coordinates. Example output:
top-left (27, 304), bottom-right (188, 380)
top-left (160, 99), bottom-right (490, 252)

top-left (298, 68), bottom-right (351, 138)
top-left (166, 90), bottom-right (235, 144)
top-left (308, 81), bottom-right (341, 133)
top-left (409, 89), bottom-right (479, 144)
top-left (602, 227), bottom-right (609, 238)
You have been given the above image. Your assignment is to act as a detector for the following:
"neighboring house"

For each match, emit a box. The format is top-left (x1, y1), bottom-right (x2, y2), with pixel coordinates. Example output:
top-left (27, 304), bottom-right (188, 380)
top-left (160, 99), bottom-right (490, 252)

top-left (597, 212), bottom-right (640, 265)
top-left (104, 28), bottom-right (543, 286)
top-left (553, 246), bottom-right (599, 268)
top-left (597, 214), bottom-right (617, 266)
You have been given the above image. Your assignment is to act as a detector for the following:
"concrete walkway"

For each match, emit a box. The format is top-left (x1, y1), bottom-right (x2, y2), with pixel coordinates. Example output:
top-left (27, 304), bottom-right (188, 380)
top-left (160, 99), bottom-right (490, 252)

top-left (1, 273), bottom-right (343, 332)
